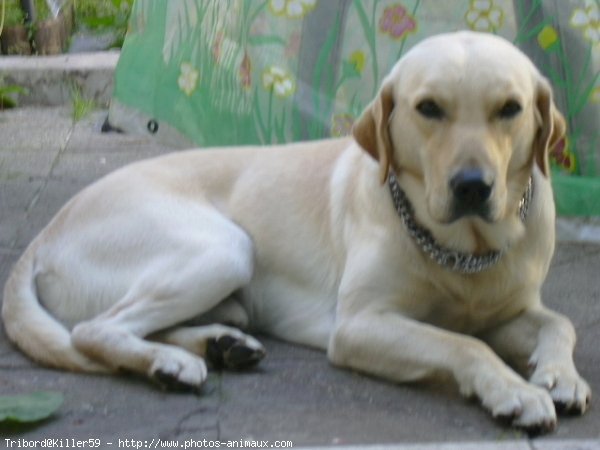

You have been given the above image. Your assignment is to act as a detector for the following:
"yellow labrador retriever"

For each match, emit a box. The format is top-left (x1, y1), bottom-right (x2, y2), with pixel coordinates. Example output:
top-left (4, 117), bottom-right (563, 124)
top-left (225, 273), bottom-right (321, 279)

top-left (2, 31), bottom-right (591, 432)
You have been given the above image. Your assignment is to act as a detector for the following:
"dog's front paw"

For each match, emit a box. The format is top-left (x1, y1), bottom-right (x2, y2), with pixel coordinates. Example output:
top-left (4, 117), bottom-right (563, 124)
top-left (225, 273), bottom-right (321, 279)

top-left (207, 333), bottom-right (266, 370)
top-left (150, 348), bottom-right (207, 392)
top-left (480, 379), bottom-right (556, 434)
top-left (530, 363), bottom-right (592, 415)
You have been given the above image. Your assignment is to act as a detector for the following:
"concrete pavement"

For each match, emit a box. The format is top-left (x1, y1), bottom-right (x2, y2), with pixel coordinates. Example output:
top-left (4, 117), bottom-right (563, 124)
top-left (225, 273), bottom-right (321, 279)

top-left (0, 106), bottom-right (599, 449)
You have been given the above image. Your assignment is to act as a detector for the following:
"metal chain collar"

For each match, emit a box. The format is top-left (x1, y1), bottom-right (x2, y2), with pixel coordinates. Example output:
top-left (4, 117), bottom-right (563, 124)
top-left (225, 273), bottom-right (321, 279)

top-left (387, 172), bottom-right (533, 275)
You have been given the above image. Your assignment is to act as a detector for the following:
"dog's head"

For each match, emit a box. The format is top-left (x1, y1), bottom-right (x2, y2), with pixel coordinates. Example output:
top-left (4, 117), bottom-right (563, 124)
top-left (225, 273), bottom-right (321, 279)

top-left (353, 31), bottom-right (564, 229)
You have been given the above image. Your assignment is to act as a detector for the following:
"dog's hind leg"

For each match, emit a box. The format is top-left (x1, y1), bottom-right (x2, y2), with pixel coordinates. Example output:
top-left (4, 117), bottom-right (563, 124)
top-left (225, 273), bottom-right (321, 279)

top-left (151, 324), bottom-right (265, 370)
top-left (194, 296), bottom-right (251, 330)
top-left (71, 219), bottom-right (255, 391)
top-left (151, 296), bottom-right (266, 370)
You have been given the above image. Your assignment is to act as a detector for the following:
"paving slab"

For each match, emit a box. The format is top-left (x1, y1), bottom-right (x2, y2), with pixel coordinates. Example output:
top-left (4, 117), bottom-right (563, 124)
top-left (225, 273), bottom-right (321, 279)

top-left (0, 178), bottom-right (44, 247)
top-left (0, 107), bottom-right (598, 448)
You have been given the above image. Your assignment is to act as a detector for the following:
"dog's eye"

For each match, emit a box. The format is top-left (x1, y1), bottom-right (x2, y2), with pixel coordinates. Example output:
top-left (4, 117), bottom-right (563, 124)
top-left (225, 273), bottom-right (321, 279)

top-left (416, 100), bottom-right (445, 120)
top-left (497, 100), bottom-right (522, 119)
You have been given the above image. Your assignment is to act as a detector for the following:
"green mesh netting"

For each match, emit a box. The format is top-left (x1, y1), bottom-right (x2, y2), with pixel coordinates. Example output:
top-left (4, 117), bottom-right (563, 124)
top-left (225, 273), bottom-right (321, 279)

top-left (109, 0), bottom-right (600, 216)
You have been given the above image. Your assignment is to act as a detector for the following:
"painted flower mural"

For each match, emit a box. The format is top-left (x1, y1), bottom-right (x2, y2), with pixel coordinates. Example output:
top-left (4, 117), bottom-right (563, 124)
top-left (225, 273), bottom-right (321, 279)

top-left (465, 0), bottom-right (504, 32)
top-left (212, 32), bottom-right (224, 63)
top-left (268, 0), bottom-right (316, 19)
top-left (239, 52), bottom-right (252, 90)
top-left (591, 86), bottom-right (600, 103)
top-left (379, 4), bottom-right (417, 40)
top-left (112, 0), bottom-right (600, 216)
top-left (550, 137), bottom-right (577, 174)
top-left (569, 0), bottom-right (599, 45)
top-left (349, 50), bottom-right (366, 74)
top-left (178, 62), bottom-right (199, 96)
top-left (537, 25), bottom-right (559, 50)
top-left (262, 66), bottom-right (296, 97)
top-left (331, 114), bottom-right (354, 137)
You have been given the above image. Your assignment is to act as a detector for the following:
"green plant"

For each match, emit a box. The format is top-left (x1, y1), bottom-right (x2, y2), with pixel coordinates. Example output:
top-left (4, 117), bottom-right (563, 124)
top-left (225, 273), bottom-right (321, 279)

top-left (70, 83), bottom-right (95, 122)
top-left (3, 0), bottom-right (26, 27)
top-left (75, 0), bottom-right (133, 47)
top-left (33, 0), bottom-right (51, 21)
top-left (0, 77), bottom-right (27, 109)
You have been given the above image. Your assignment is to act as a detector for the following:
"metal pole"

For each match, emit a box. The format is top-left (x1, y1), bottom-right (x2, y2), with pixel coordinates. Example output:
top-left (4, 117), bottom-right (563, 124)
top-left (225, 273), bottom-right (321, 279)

top-left (20, 0), bottom-right (35, 24)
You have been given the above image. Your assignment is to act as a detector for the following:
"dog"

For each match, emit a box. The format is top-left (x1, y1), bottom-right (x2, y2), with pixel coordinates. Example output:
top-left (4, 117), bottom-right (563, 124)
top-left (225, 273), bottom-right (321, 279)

top-left (2, 31), bottom-right (591, 433)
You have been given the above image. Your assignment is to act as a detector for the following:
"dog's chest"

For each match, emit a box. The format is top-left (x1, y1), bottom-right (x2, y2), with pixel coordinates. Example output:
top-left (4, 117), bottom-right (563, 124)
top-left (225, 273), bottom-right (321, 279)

top-left (416, 270), bottom-right (526, 334)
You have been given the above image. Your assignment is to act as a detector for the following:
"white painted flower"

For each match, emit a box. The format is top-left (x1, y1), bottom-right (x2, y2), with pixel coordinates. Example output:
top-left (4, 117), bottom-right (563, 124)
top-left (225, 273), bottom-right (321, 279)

top-left (178, 62), bottom-right (199, 96)
top-left (569, 0), bottom-right (599, 45)
top-left (269, 0), bottom-right (316, 19)
top-left (465, 0), bottom-right (504, 32)
top-left (262, 66), bottom-right (296, 97)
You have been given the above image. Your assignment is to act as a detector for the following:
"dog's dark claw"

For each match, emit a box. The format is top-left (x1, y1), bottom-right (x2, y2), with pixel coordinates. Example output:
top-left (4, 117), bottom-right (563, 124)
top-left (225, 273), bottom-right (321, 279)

top-left (207, 335), bottom-right (266, 370)
top-left (554, 401), bottom-right (568, 415)
top-left (520, 425), bottom-right (550, 437)
top-left (494, 410), bottom-right (556, 436)
top-left (227, 344), bottom-right (264, 368)
top-left (555, 399), bottom-right (588, 416)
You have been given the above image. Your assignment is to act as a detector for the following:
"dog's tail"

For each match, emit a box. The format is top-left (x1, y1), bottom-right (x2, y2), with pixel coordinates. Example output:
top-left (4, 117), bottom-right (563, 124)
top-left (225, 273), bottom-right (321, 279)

top-left (2, 246), bottom-right (109, 373)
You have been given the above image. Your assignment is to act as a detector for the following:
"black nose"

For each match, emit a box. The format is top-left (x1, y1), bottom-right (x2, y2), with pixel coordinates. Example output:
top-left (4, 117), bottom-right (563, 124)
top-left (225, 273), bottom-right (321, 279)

top-left (450, 169), bottom-right (493, 210)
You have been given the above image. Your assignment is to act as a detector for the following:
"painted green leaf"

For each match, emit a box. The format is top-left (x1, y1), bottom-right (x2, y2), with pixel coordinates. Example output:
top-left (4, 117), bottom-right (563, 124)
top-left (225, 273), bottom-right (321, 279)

top-left (341, 60), bottom-right (361, 80)
top-left (0, 391), bottom-right (64, 423)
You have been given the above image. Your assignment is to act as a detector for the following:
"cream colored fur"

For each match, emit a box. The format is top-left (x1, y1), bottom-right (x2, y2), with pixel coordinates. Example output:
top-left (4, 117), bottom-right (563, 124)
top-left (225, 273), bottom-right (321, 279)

top-left (2, 31), bottom-right (590, 432)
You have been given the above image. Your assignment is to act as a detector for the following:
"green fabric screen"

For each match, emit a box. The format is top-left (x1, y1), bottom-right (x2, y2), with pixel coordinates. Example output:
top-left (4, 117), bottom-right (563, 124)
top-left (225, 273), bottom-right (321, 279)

top-left (109, 0), bottom-right (600, 216)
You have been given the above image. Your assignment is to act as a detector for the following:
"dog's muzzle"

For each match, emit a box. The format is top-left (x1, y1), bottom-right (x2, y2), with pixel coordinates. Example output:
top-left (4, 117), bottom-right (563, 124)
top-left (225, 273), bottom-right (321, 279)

top-left (449, 169), bottom-right (493, 221)
top-left (387, 170), bottom-right (533, 274)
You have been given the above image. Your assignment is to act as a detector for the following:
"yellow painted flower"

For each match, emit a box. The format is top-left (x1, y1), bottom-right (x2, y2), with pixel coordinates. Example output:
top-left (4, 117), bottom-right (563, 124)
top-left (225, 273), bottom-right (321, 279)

top-left (269, 0), bottom-right (316, 19)
top-left (537, 25), bottom-right (559, 50)
top-left (465, 0), bottom-right (504, 32)
top-left (569, 0), bottom-right (599, 45)
top-left (262, 66), bottom-right (296, 97)
top-left (178, 62), bottom-right (199, 96)
top-left (349, 50), bottom-right (366, 74)
top-left (591, 86), bottom-right (600, 103)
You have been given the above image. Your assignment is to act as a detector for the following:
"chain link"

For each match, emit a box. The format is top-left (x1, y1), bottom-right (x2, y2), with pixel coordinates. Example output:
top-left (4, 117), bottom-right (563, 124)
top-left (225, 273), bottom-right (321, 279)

top-left (387, 172), bottom-right (533, 275)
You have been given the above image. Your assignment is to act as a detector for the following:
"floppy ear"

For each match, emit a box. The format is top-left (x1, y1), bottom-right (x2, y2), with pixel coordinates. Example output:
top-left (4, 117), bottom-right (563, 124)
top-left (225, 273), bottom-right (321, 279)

top-left (534, 78), bottom-right (566, 177)
top-left (352, 82), bottom-right (395, 184)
